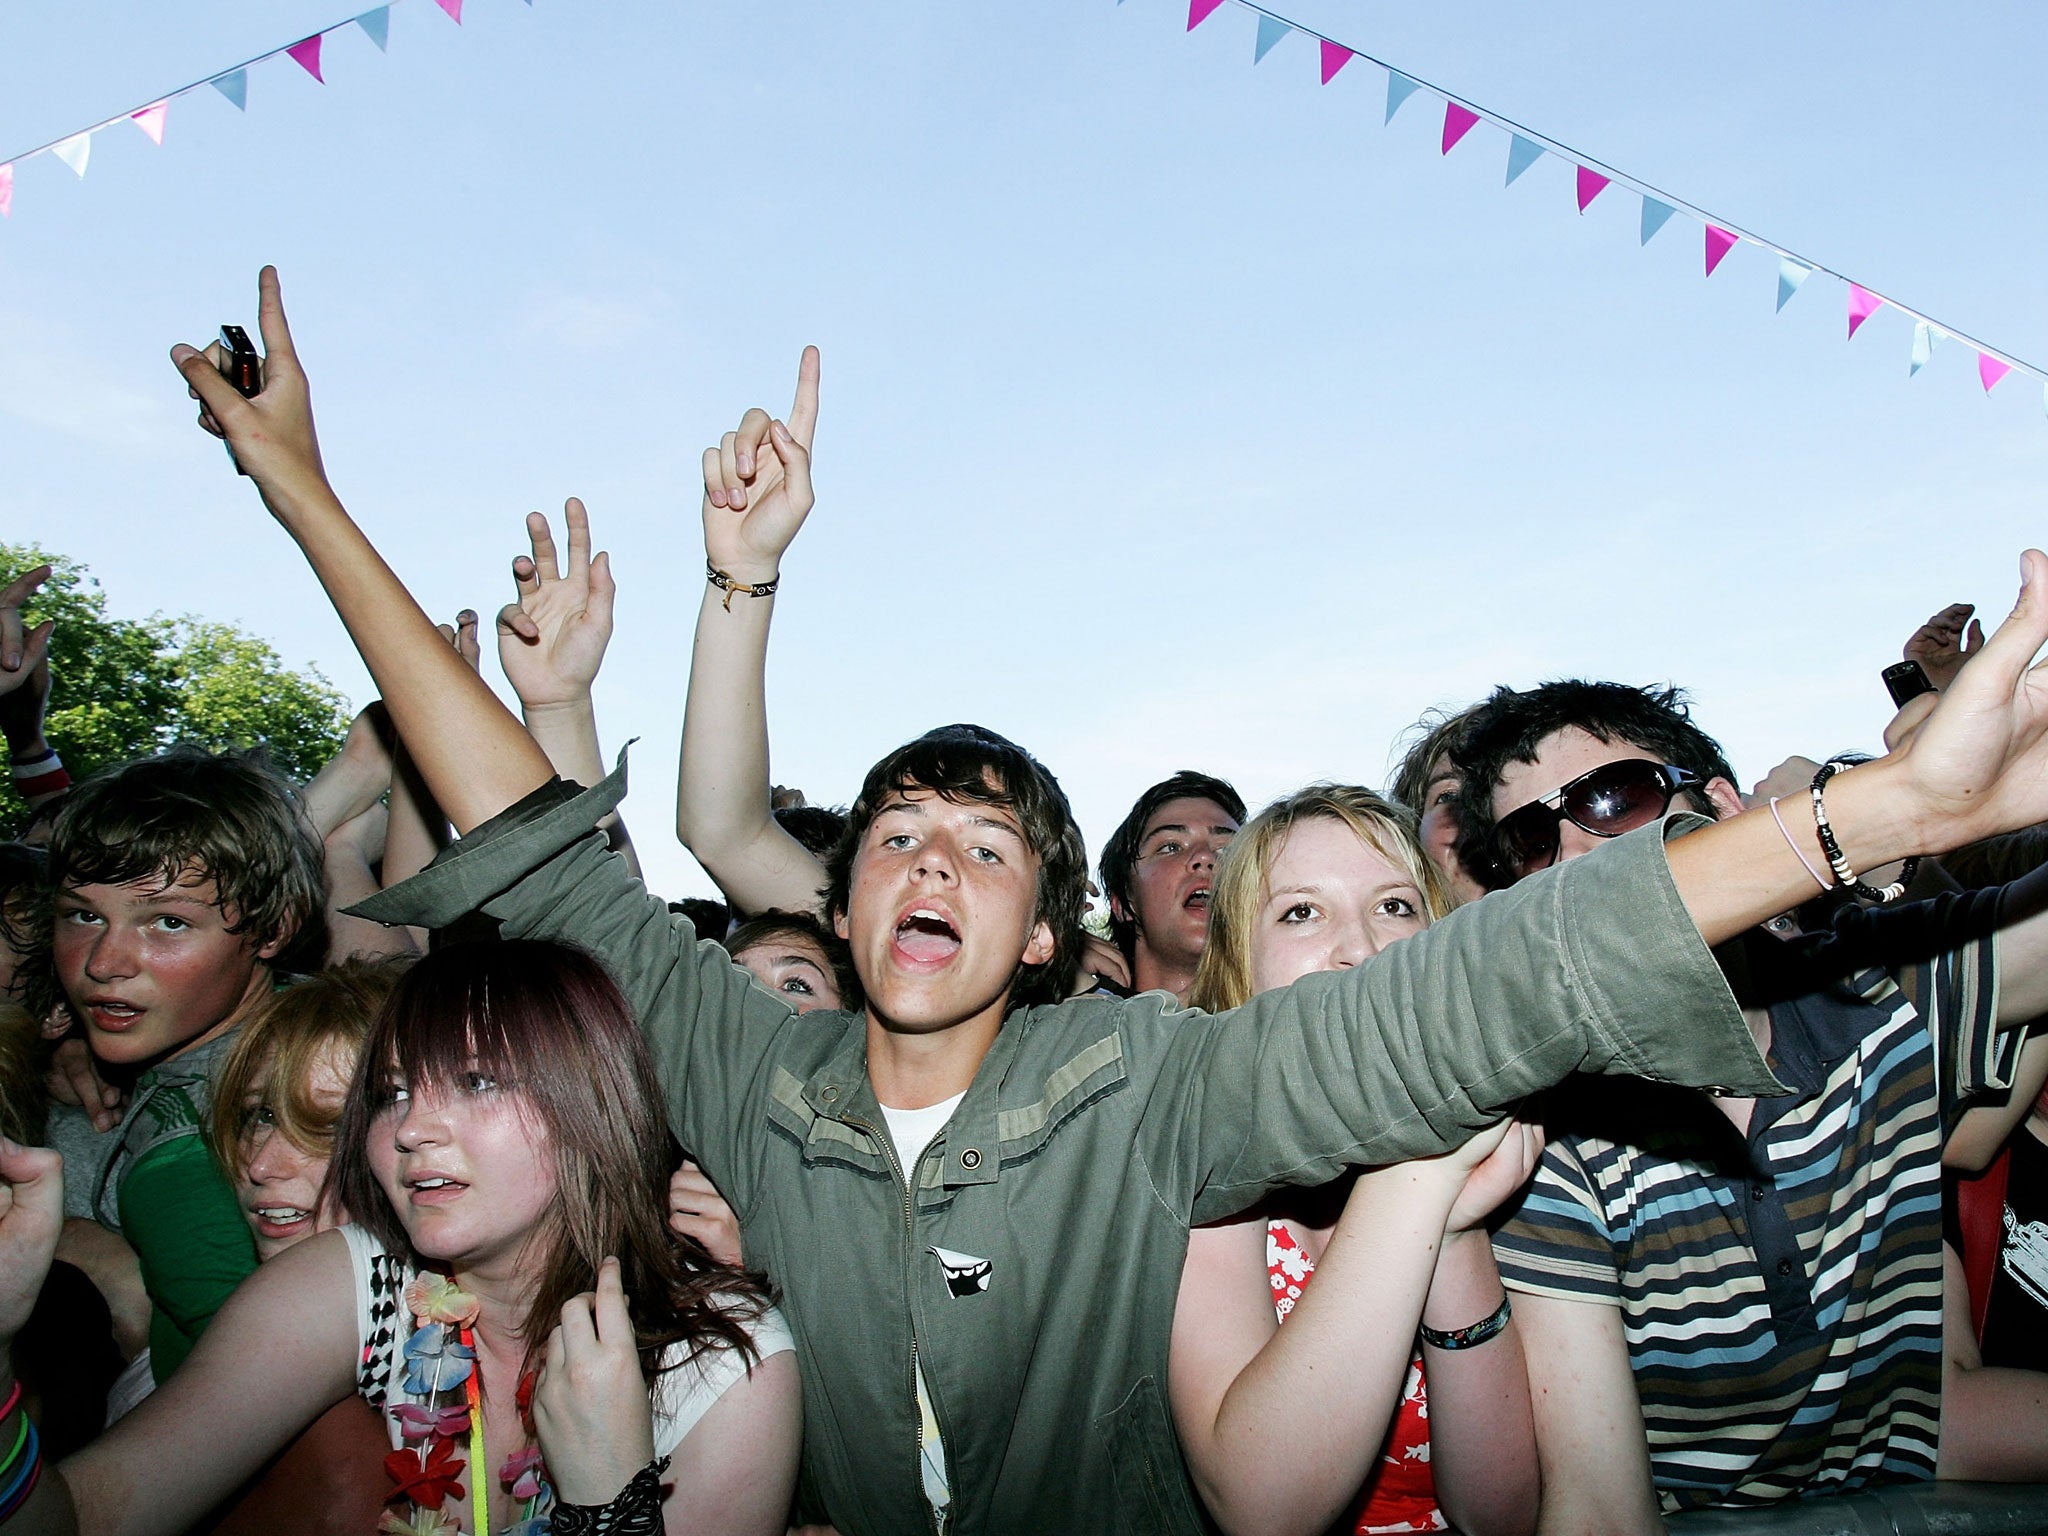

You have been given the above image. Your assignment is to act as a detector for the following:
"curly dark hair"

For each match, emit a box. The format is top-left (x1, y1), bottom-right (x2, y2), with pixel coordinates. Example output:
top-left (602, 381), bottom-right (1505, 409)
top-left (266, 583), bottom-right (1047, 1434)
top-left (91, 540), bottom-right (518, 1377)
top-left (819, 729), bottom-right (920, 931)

top-left (1450, 680), bottom-right (1735, 889)
top-left (823, 724), bottom-right (1086, 1013)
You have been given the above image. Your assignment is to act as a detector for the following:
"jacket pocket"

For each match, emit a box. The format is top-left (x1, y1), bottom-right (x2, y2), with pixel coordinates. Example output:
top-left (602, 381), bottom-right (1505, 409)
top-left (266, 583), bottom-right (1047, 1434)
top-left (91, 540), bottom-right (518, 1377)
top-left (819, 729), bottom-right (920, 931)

top-left (1099, 1375), bottom-right (1207, 1535)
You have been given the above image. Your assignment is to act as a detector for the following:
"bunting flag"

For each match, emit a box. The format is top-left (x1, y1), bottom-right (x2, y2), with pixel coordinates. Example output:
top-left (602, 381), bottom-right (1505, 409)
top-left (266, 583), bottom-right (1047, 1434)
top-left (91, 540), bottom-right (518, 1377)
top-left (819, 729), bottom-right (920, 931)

top-left (210, 70), bottom-right (249, 110)
top-left (1910, 321), bottom-right (1935, 377)
top-left (1703, 225), bottom-right (1737, 277)
top-left (0, 1), bottom-right (522, 226)
top-left (131, 103), bottom-right (168, 145)
top-left (1441, 103), bottom-right (1479, 155)
top-left (287, 35), bottom-right (326, 81)
top-left (1385, 71), bottom-right (1421, 123)
top-left (1146, 0), bottom-right (2045, 412)
top-left (1776, 257), bottom-right (1811, 312)
top-left (1505, 133), bottom-right (1543, 186)
top-left (52, 135), bottom-right (90, 178)
top-left (1640, 197), bottom-right (1676, 245)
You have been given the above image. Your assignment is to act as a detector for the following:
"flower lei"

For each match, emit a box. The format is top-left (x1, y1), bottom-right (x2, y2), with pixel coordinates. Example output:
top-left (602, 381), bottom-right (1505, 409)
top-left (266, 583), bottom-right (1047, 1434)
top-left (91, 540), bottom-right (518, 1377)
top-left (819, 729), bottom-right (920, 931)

top-left (379, 1273), bottom-right (553, 1536)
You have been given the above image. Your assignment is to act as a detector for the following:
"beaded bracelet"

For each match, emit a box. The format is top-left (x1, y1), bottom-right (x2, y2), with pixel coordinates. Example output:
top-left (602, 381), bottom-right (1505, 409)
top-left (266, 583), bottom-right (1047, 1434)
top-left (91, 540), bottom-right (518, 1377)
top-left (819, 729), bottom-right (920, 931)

top-left (1809, 761), bottom-right (1916, 903)
top-left (1419, 1292), bottom-right (1512, 1351)
top-left (706, 560), bottom-right (779, 613)
top-left (547, 1454), bottom-right (670, 1536)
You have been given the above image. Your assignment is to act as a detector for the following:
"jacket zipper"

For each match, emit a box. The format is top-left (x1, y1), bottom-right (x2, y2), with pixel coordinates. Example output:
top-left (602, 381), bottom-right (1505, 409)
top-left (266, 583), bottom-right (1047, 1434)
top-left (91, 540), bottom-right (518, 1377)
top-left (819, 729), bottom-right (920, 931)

top-left (847, 1111), bottom-right (944, 1536)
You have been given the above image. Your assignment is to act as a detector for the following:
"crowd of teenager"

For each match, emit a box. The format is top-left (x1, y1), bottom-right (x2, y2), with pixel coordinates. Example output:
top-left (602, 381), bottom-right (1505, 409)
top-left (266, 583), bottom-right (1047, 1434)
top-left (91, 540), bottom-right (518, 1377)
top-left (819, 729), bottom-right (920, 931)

top-left (2, 266), bottom-right (2048, 1534)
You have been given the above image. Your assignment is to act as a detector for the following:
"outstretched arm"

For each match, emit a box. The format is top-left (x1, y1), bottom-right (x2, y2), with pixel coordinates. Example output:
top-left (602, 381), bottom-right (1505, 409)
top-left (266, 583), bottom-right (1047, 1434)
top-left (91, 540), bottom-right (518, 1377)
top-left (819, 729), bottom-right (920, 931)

top-left (497, 501), bottom-right (640, 877)
top-left (171, 268), bottom-right (553, 833)
top-left (675, 348), bottom-right (830, 917)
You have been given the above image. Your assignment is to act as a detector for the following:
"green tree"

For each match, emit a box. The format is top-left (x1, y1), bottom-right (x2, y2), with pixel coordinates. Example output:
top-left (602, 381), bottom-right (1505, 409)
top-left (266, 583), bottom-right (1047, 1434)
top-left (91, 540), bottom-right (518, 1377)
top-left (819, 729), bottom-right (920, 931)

top-left (0, 543), bottom-right (353, 830)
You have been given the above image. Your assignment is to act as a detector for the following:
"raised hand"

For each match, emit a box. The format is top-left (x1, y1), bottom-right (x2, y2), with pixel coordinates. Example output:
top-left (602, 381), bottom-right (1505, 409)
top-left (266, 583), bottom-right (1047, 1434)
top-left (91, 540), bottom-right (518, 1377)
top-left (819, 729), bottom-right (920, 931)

top-left (0, 564), bottom-right (54, 716)
top-left (1904, 602), bottom-right (1984, 692)
top-left (496, 501), bottom-right (615, 712)
top-left (701, 347), bottom-right (821, 586)
top-left (532, 1256), bottom-right (657, 1505)
top-left (668, 1159), bottom-right (744, 1268)
top-left (169, 266), bottom-right (327, 503)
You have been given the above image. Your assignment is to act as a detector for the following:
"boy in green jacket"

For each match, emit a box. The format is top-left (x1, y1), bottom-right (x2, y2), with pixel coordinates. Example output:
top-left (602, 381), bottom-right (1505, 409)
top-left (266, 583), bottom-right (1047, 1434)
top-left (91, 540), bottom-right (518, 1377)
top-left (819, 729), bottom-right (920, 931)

top-left (171, 269), bottom-right (2048, 1533)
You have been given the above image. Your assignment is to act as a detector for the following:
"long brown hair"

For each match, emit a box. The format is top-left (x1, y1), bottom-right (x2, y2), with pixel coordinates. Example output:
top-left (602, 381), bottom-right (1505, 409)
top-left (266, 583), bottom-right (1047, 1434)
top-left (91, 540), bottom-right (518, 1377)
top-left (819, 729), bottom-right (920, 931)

top-left (329, 940), bottom-right (766, 1377)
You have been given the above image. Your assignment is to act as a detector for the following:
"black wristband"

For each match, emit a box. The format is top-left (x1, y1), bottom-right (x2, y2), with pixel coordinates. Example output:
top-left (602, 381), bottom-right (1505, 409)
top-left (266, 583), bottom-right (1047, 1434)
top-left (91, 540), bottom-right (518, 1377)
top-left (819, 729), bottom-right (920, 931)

top-left (548, 1454), bottom-right (670, 1536)
top-left (1418, 1292), bottom-right (1512, 1351)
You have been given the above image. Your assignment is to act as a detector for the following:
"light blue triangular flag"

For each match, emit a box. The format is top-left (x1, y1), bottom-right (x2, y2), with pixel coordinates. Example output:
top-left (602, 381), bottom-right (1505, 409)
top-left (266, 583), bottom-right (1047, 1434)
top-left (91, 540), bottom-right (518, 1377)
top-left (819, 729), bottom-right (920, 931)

top-left (1775, 257), bottom-right (1811, 313)
top-left (1385, 71), bottom-right (1421, 124)
top-left (209, 69), bottom-right (249, 111)
top-left (1639, 197), bottom-right (1676, 245)
top-left (1253, 15), bottom-right (1290, 62)
top-left (356, 7), bottom-right (391, 50)
top-left (1910, 321), bottom-right (1935, 377)
top-left (1505, 134), bottom-right (1543, 186)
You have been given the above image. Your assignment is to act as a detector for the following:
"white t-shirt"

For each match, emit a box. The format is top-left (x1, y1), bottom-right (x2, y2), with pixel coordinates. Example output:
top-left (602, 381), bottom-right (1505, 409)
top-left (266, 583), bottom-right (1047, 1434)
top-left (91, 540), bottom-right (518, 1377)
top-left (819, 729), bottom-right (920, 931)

top-left (880, 1091), bottom-right (965, 1176)
top-left (341, 1223), bottom-right (792, 1462)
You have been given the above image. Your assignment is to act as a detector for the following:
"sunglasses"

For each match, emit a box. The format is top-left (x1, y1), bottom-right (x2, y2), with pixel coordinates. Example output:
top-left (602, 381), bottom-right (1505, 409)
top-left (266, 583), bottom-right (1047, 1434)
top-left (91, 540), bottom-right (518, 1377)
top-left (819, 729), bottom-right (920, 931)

top-left (1492, 759), bottom-right (1704, 880)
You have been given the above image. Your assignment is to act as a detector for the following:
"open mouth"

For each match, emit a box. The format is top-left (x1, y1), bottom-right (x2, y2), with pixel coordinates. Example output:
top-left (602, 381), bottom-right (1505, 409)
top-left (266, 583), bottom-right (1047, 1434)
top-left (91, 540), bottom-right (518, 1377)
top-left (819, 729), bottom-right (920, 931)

top-left (250, 1204), bottom-right (314, 1236)
top-left (406, 1175), bottom-right (469, 1204)
top-left (84, 998), bottom-right (144, 1029)
top-left (894, 907), bottom-right (962, 965)
top-left (1184, 888), bottom-right (1211, 912)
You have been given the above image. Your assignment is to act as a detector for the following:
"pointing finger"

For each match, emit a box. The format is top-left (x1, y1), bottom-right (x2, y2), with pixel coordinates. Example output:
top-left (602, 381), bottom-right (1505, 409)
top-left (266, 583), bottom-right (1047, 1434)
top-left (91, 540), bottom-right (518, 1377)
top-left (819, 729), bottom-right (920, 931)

top-left (788, 345), bottom-right (821, 449)
top-left (528, 511), bottom-right (560, 582)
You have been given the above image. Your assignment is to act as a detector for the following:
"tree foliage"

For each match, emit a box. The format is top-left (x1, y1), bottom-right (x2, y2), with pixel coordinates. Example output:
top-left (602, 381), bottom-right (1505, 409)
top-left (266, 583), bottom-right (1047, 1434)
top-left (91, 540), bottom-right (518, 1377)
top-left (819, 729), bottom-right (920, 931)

top-left (1, 543), bottom-right (353, 830)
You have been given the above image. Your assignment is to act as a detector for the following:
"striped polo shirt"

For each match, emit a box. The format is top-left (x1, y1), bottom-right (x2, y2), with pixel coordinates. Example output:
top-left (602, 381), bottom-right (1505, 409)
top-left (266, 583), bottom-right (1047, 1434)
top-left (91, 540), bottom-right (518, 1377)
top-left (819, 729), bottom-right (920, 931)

top-left (1493, 892), bottom-right (2013, 1512)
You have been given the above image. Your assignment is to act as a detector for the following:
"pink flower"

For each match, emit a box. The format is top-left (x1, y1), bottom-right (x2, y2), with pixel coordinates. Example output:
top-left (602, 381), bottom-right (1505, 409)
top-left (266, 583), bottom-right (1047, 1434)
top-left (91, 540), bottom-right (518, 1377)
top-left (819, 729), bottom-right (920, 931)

top-left (405, 1273), bottom-right (482, 1328)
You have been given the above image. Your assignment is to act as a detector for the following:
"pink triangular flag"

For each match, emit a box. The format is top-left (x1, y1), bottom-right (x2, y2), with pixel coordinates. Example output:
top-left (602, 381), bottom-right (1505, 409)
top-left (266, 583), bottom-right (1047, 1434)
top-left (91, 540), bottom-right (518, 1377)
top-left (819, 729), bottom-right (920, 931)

top-left (286, 35), bottom-right (325, 82)
top-left (1187, 0), bottom-right (1227, 29)
top-left (1703, 225), bottom-right (1737, 277)
top-left (1980, 353), bottom-right (2013, 393)
top-left (433, 0), bottom-right (463, 19)
top-left (0, 164), bottom-right (13, 220)
top-left (1575, 166), bottom-right (1610, 212)
top-left (1847, 284), bottom-right (1883, 340)
top-left (131, 102), bottom-right (168, 145)
top-left (1441, 103), bottom-right (1481, 155)
top-left (1319, 40), bottom-right (1354, 85)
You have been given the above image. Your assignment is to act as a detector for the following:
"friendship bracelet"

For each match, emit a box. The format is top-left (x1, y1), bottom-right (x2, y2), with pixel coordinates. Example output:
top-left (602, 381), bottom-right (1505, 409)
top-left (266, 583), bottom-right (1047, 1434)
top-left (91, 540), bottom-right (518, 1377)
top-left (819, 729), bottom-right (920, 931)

top-left (705, 560), bottom-right (778, 613)
top-left (547, 1454), bottom-right (671, 1536)
top-left (1809, 761), bottom-right (1916, 904)
top-left (1419, 1291), bottom-right (1512, 1351)
top-left (1768, 797), bottom-right (1832, 894)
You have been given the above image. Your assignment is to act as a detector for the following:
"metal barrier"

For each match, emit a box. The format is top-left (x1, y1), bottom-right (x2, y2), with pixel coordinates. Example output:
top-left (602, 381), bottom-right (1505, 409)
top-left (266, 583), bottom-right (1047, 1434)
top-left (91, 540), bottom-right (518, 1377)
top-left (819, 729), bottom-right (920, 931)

top-left (1667, 1483), bottom-right (2048, 1535)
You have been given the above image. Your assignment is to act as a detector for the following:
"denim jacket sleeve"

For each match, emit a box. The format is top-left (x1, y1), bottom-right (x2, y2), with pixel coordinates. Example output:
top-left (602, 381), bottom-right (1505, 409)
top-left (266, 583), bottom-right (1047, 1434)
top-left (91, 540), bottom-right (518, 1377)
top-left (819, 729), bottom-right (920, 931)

top-left (348, 760), bottom-right (796, 1216)
top-left (1130, 814), bottom-right (1786, 1226)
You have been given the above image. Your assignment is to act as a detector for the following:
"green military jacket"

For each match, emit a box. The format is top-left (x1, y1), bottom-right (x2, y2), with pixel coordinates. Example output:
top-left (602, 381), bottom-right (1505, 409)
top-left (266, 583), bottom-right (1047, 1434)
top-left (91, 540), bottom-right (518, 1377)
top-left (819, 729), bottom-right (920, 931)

top-left (358, 769), bottom-right (1780, 1536)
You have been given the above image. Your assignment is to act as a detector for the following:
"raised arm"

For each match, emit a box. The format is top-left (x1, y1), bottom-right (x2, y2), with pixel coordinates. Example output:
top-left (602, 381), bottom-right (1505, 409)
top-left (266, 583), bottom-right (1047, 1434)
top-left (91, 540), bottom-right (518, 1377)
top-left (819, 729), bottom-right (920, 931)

top-left (496, 501), bottom-right (640, 877)
top-left (675, 348), bottom-right (832, 918)
top-left (170, 268), bottom-right (552, 834)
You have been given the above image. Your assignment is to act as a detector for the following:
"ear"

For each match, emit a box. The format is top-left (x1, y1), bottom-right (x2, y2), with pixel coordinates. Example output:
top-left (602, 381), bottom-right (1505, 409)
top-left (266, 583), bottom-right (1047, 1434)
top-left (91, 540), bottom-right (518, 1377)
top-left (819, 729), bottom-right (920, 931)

top-left (1022, 918), bottom-right (1057, 968)
top-left (833, 908), bottom-right (850, 941)
top-left (1106, 892), bottom-right (1130, 924)
top-left (1702, 776), bottom-right (1747, 822)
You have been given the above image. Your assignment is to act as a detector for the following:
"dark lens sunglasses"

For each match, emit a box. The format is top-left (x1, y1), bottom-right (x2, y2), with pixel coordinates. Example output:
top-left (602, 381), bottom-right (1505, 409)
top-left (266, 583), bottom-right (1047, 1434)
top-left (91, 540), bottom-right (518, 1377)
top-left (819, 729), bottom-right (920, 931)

top-left (1493, 759), bottom-right (1704, 880)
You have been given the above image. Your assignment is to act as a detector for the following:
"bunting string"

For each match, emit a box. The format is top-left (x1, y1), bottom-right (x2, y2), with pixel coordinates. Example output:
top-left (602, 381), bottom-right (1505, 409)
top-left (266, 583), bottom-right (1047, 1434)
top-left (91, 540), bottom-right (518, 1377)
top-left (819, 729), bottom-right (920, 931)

top-left (0, 0), bottom-right (507, 218)
top-left (1173, 0), bottom-right (2048, 410)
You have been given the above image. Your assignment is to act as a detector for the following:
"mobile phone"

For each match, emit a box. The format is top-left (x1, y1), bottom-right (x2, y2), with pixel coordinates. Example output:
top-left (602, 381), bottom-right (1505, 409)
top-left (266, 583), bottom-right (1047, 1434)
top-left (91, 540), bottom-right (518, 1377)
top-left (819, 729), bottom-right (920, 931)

top-left (219, 325), bottom-right (262, 398)
top-left (1882, 660), bottom-right (1935, 710)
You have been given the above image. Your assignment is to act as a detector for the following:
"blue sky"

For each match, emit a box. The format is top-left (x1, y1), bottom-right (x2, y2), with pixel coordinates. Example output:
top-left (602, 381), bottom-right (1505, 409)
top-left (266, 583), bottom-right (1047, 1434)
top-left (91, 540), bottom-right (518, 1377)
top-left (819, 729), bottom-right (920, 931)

top-left (5, 0), bottom-right (2046, 897)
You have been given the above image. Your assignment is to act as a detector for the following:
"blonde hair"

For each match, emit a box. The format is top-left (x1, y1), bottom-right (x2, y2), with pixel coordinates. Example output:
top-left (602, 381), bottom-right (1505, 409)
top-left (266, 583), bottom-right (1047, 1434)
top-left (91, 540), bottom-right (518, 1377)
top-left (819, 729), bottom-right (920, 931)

top-left (1187, 785), bottom-right (1451, 1014)
top-left (208, 957), bottom-right (409, 1173)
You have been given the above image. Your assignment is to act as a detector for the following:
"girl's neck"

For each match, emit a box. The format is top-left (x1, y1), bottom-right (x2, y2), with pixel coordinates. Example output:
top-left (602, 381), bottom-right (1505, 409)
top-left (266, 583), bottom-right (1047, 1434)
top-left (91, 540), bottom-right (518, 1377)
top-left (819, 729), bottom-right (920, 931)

top-left (449, 1263), bottom-right (534, 1362)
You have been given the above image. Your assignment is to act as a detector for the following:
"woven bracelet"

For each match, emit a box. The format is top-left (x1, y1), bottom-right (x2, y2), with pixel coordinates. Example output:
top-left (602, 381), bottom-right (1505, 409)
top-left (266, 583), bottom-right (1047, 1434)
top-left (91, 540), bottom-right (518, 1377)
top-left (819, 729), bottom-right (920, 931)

top-left (1419, 1291), bottom-right (1512, 1351)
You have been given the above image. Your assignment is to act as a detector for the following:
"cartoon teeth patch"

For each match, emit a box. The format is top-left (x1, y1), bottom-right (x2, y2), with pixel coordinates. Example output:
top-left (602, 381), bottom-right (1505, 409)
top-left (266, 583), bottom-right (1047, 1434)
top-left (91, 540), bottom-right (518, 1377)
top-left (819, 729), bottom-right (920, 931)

top-left (928, 1245), bottom-right (992, 1297)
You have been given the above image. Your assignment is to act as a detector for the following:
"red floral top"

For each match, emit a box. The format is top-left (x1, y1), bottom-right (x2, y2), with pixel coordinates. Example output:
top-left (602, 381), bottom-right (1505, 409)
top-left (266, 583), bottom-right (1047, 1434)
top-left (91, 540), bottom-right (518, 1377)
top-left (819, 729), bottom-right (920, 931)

top-left (1267, 1220), bottom-right (1447, 1535)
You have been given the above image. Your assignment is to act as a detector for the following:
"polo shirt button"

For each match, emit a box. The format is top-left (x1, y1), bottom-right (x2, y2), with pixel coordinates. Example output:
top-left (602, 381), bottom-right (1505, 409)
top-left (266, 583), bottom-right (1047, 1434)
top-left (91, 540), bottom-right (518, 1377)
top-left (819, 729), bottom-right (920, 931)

top-left (1776, 1258), bottom-right (1794, 1277)
top-left (960, 1148), bottom-right (982, 1170)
